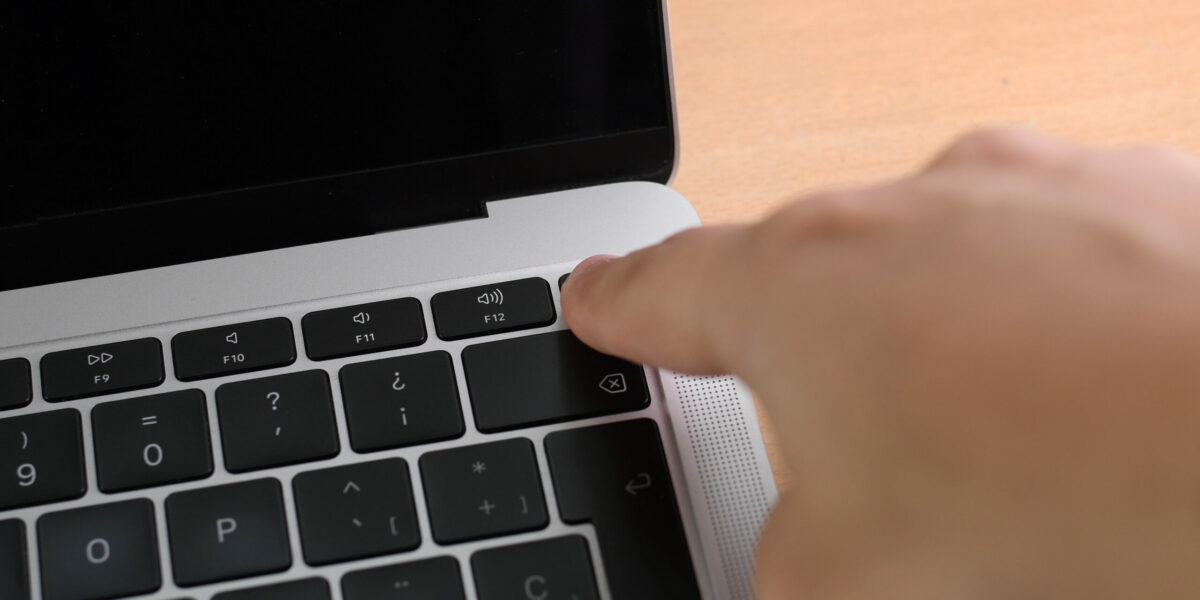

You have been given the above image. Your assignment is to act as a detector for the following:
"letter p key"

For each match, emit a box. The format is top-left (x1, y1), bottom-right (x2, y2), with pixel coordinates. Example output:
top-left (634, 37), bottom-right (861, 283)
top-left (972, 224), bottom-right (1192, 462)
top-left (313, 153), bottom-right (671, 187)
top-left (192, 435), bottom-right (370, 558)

top-left (216, 517), bottom-right (237, 543)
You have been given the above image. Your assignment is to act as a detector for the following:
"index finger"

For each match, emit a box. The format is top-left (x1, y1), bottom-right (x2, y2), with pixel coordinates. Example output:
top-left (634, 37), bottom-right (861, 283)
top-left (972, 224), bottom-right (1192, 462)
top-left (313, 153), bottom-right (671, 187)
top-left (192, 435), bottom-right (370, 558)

top-left (561, 223), bottom-right (755, 375)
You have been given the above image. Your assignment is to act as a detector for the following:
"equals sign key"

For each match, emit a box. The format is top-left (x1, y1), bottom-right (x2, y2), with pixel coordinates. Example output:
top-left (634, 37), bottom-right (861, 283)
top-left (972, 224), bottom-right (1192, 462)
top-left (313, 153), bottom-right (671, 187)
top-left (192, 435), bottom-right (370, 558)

top-left (141, 415), bottom-right (158, 426)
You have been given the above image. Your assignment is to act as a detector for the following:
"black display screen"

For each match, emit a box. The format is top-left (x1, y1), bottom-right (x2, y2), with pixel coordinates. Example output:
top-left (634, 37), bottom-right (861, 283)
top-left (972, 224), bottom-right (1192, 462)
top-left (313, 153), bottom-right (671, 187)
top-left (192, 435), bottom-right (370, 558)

top-left (1, 3), bottom-right (673, 290)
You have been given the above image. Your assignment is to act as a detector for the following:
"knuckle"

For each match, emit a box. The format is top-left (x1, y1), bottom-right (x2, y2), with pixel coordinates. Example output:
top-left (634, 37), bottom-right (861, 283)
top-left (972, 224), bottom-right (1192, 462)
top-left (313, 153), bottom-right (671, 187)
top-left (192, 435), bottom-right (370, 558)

top-left (760, 191), bottom-right (881, 246)
top-left (945, 127), bottom-right (1029, 160)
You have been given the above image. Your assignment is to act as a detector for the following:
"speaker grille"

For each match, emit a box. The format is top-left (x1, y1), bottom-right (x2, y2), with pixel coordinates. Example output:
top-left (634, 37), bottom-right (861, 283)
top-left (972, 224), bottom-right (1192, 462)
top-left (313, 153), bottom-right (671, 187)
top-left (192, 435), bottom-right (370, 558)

top-left (671, 374), bottom-right (773, 599)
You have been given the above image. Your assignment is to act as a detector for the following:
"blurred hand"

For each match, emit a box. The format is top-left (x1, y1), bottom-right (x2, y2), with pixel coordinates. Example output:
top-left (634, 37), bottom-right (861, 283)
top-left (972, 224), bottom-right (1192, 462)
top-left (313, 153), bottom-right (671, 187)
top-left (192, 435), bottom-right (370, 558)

top-left (562, 128), bottom-right (1200, 599)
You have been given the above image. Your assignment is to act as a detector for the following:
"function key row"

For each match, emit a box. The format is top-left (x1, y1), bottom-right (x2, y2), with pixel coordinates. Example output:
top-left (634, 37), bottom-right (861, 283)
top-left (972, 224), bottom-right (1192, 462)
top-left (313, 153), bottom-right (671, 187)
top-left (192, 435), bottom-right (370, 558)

top-left (4, 276), bottom-right (560, 408)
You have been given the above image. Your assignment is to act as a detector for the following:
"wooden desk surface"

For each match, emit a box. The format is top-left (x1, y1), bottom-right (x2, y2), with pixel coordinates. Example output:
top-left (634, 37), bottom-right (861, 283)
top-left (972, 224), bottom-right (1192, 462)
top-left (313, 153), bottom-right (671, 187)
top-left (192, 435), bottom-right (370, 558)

top-left (667, 0), bottom-right (1200, 487)
top-left (669, 0), bottom-right (1200, 223)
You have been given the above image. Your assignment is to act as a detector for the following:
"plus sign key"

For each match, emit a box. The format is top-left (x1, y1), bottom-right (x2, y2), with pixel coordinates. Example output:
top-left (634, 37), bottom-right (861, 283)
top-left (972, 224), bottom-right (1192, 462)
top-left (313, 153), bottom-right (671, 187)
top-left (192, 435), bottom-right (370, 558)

top-left (419, 438), bottom-right (548, 544)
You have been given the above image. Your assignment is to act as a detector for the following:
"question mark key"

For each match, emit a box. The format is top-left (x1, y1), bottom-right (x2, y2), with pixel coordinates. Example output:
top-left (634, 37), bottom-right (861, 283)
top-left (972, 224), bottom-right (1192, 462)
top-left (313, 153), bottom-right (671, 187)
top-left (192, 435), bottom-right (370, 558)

top-left (215, 370), bottom-right (339, 472)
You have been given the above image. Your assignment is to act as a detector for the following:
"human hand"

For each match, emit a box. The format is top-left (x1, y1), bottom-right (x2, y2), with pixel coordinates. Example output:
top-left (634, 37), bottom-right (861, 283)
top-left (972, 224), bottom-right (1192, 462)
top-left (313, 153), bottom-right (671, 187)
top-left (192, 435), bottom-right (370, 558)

top-left (562, 128), bottom-right (1200, 599)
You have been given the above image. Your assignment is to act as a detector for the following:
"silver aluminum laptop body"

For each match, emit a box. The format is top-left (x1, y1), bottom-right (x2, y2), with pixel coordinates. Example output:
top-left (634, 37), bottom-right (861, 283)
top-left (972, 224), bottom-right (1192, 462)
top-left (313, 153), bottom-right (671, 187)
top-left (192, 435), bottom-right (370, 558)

top-left (0, 4), bottom-right (778, 599)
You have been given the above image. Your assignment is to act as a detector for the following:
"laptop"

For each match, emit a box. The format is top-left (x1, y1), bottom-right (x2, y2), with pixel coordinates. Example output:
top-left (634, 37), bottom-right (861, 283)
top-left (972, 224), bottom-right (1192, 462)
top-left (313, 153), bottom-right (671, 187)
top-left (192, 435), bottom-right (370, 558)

top-left (0, 4), bottom-right (778, 599)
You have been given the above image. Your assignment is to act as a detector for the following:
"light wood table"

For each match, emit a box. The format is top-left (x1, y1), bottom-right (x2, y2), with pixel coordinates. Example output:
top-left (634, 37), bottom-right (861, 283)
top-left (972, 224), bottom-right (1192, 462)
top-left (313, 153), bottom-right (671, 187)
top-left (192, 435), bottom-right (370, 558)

top-left (667, 0), bottom-right (1200, 487)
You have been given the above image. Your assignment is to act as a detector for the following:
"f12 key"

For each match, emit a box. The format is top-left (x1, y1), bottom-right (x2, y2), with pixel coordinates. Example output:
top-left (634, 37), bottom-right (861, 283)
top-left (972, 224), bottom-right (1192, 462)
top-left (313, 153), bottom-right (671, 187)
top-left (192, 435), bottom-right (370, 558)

top-left (431, 278), bottom-right (555, 341)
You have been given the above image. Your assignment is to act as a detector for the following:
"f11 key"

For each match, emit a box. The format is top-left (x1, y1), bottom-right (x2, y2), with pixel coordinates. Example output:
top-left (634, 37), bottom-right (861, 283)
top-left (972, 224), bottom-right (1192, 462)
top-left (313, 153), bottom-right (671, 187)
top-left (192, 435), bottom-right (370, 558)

top-left (302, 298), bottom-right (426, 360)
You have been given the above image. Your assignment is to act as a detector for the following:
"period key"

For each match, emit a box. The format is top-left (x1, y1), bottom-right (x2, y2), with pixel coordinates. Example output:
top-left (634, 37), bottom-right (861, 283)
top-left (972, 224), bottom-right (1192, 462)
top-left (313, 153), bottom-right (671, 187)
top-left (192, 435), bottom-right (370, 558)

top-left (302, 298), bottom-right (426, 360)
top-left (430, 278), bottom-right (555, 340)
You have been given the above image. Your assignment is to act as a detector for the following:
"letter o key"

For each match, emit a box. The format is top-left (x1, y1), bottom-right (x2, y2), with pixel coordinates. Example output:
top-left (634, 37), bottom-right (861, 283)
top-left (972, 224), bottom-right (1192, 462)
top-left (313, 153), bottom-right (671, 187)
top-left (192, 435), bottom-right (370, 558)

top-left (86, 538), bottom-right (111, 564)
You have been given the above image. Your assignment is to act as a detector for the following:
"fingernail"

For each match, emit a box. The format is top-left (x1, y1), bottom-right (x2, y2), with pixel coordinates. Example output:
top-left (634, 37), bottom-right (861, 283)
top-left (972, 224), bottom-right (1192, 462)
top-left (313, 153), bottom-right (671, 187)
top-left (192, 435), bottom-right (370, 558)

top-left (563, 255), bottom-right (618, 290)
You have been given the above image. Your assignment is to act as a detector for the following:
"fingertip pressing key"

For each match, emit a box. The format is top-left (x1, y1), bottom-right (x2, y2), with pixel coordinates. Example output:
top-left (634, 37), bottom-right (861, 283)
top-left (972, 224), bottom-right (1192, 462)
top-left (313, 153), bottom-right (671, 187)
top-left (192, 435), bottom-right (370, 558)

top-left (560, 254), bottom-right (618, 294)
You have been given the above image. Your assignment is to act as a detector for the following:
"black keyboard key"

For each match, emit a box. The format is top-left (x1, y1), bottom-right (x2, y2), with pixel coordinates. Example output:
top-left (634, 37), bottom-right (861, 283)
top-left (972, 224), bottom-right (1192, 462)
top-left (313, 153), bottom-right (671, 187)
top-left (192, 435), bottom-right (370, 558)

top-left (462, 330), bottom-right (649, 433)
top-left (0, 358), bottom-right (32, 410)
top-left (92, 390), bottom-right (213, 492)
top-left (419, 438), bottom-right (547, 544)
top-left (172, 317), bottom-right (295, 381)
top-left (0, 519), bottom-right (30, 600)
top-left (215, 370), bottom-right (339, 472)
top-left (212, 577), bottom-right (330, 600)
top-left (41, 338), bottom-right (164, 402)
top-left (545, 419), bottom-right (701, 599)
top-left (37, 499), bottom-right (160, 600)
top-left (293, 458), bottom-right (421, 566)
top-left (339, 352), bottom-right (463, 453)
top-left (471, 535), bottom-right (599, 600)
top-left (302, 298), bottom-right (426, 360)
top-left (0, 409), bottom-right (86, 510)
top-left (431, 278), bottom-right (555, 340)
top-left (165, 478), bottom-right (291, 586)
top-left (342, 556), bottom-right (465, 600)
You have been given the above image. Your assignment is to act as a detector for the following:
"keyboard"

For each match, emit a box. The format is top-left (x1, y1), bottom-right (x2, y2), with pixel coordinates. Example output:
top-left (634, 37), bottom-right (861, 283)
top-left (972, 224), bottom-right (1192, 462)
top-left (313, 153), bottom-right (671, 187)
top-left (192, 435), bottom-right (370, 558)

top-left (0, 269), bottom-right (703, 600)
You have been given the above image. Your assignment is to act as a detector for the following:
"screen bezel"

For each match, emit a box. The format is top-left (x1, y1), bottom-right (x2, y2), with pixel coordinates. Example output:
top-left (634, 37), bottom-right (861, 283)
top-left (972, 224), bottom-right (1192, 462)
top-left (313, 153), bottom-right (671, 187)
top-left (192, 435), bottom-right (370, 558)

top-left (1, 2), bottom-right (677, 292)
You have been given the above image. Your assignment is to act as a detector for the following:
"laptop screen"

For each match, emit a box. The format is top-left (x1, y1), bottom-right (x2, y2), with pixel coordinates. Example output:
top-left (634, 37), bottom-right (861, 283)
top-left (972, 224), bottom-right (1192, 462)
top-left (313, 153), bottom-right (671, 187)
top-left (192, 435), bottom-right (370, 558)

top-left (2, 4), bottom-right (673, 291)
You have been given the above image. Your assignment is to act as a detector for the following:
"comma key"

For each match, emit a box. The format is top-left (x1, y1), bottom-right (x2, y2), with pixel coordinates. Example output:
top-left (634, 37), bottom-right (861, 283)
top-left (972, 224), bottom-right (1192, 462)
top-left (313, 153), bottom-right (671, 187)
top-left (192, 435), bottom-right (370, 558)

top-left (215, 370), bottom-right (339, 473)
